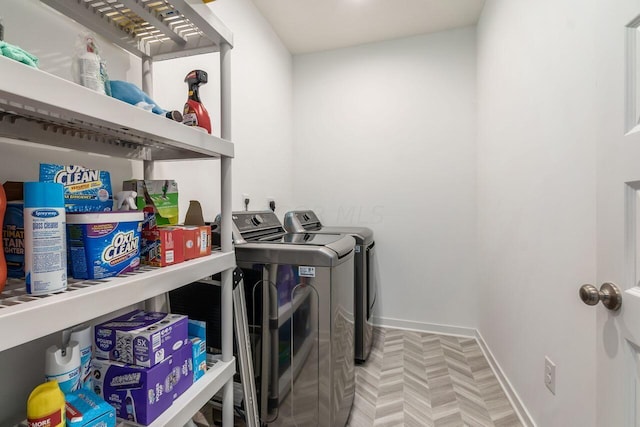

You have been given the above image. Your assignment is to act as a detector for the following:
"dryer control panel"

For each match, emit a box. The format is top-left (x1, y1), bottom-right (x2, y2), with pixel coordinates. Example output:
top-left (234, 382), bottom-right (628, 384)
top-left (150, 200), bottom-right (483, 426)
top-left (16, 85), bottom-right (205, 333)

top-left (284, 210), bottom-right (322, 232)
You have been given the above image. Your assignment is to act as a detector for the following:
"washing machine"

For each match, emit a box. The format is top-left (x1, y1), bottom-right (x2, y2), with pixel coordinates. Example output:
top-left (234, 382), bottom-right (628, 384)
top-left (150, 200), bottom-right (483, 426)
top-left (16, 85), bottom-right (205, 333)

top-left (228, 210), bottom-right (355, 427)
top-left (284, 210), bottom-right (376, 363)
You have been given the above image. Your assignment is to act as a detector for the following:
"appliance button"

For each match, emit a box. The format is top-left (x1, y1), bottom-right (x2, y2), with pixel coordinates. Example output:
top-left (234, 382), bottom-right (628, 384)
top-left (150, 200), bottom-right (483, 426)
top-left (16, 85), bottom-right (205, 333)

top-left (251, 214), bottom-right (263, 226)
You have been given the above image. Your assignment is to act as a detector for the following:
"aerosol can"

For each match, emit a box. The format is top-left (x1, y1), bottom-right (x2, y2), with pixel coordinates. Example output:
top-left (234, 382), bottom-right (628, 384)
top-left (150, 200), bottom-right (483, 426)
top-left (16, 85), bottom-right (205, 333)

top-left (183, 70), bottom-right (211, 134)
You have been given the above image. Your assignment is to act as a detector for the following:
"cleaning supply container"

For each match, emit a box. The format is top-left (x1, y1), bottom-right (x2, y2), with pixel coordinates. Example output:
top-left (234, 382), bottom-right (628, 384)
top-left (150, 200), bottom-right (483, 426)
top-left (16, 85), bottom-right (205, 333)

top-left (45, 341), bottom-right (81, 394)
top-left (24, 182), bottom-right (66, 295)
top-left (63, 324), bottom-right (92, 390)
top-left (4, 200), bottom-right (25, 279)
top-left (27, 381), bottom-right (65, 427)
top-left (0, 183), bottom-right (6, 293)
top-left (67, 211), bottom-right (143, 279)
top-left (65, 389), bottom-right (116, 427)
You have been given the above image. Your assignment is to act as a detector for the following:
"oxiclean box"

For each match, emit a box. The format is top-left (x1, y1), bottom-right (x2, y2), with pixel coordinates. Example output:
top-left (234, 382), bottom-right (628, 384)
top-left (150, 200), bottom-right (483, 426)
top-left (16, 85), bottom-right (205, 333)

top-left (67, 211), bottom-right (143, 280)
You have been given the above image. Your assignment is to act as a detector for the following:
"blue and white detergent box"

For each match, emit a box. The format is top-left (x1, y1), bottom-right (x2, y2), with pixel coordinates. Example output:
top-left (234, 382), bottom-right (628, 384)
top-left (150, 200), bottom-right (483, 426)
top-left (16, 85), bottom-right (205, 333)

top-left (40, 163), bottom-right (113, 212)
top-left (188, 319), bottom-right (207, 382)
top-left (2, 201), bottom-right (24, 278)
top-left (67, 211), bottom-right (143, 280)
top-left (65, 389), bottom-right (116, 427)
top-left (94, 310), bottom-right (189, 368)
top-left (92, 341), bottom-right (193, 425)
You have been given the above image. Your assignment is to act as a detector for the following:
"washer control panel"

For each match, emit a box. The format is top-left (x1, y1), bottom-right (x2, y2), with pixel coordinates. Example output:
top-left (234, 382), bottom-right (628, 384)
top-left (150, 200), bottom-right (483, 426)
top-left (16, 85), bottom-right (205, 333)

top-left (233, 211), bottom-right (282, 233)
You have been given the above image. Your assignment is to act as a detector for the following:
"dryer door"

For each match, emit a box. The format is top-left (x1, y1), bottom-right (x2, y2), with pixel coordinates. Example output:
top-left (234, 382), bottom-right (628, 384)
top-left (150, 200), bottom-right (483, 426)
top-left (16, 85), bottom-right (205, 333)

top-left (366, 243), bottom-right (378, 326)
top-left (357, 242), bottom-right (378, 362)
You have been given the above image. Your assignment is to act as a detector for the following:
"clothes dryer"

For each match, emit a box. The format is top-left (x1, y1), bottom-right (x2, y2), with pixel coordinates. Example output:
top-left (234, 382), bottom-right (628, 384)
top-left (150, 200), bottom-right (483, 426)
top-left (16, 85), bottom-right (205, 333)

top-left (284, 210), bottom-right (376, 363)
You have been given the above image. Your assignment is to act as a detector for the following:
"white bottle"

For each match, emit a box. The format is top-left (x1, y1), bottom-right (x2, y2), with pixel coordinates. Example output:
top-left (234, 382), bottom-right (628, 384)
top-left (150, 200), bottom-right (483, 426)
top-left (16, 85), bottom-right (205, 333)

top-left (24, 182), bottom-right (67, 295)
top-left (73, 34), bottom-right (106, 95)
top-left (45, 341), bottom-right (81, 394)
top-left (62, 324), bottom-right (92, 390)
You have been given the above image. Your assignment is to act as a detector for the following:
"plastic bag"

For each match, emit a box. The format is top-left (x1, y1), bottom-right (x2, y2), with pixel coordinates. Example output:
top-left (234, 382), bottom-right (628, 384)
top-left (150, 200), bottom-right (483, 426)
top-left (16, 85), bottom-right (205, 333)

top-left (71, 32), bottom-right (110, 95)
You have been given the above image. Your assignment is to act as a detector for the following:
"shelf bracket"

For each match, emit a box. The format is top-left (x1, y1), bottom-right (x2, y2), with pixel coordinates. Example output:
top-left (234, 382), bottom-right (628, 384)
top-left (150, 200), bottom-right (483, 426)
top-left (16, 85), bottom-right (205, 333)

top-left (118, 0), bottom-right (188, 47)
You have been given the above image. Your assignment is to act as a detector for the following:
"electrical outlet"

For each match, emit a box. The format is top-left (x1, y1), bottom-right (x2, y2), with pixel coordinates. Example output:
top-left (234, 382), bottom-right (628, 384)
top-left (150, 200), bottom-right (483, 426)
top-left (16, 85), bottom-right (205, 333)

top-left (242, 193), bottom-right (250, 211)
top-left (544, 356), bottom-right (556, 395)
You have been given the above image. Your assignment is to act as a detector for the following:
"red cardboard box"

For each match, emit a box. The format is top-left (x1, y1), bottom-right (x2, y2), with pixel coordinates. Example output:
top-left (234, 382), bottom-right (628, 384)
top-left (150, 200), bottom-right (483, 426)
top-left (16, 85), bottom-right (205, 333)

top-left (181, 225), bottom-right (211, 260)
top-left (142, 226), bottom-right (185, 267)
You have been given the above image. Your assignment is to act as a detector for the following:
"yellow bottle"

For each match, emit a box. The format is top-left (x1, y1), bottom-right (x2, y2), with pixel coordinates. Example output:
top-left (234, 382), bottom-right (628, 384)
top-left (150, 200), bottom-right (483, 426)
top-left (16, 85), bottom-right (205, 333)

top-left (27, 380), bottom-right (65, 427)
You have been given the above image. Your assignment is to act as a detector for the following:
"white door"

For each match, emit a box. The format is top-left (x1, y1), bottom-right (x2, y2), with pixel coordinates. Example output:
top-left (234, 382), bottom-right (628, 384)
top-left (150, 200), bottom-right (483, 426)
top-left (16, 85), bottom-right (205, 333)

top-left (594, 2), bottom-right (640, 425)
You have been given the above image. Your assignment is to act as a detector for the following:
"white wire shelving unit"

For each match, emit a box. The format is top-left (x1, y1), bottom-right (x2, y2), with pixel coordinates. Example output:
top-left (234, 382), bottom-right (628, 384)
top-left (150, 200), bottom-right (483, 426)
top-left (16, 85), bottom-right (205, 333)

top-left (0, 0), bottom-right (236, 425)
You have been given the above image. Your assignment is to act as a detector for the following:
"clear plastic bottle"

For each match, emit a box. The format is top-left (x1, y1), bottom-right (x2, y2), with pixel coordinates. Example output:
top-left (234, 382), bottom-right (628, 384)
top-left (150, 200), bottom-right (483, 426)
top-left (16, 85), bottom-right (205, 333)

top-left (72, 33), bottom-right (108, 95)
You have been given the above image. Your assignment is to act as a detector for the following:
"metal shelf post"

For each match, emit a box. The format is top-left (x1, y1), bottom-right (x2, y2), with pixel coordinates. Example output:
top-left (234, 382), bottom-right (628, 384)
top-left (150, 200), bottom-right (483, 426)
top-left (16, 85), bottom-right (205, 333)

top-left (220, 40), bottom-right (234, 427)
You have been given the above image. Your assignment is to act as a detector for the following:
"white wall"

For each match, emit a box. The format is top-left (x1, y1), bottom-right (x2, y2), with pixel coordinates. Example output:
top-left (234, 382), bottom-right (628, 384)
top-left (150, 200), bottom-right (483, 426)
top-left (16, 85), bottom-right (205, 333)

top-left (151, 0), bottom-right (294, 220)
top-left (476, 1), bottom-right (597, 425)
top-left (0, 0), bottom-right (293, 422)
top-left (292, 28), bottom-right (478, 329)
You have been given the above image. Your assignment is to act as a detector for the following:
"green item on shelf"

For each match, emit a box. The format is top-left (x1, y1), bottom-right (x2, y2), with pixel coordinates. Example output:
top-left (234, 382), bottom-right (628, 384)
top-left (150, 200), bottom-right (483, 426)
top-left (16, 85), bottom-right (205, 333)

top-left (0, 41), bottom-right (38, 68)
top-left (123, 179), bottom-right (179, 226)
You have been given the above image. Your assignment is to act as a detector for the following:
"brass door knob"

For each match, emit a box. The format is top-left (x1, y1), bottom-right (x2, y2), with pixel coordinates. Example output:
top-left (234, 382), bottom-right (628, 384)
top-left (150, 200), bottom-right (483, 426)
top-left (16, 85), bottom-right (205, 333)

top-left (579, 282), bottom-right (622, 311)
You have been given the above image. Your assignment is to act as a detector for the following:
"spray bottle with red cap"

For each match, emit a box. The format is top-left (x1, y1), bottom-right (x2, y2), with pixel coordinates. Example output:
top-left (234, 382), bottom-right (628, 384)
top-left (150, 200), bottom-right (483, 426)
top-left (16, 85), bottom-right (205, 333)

top-left (183, 70), bottom-right (212, 134)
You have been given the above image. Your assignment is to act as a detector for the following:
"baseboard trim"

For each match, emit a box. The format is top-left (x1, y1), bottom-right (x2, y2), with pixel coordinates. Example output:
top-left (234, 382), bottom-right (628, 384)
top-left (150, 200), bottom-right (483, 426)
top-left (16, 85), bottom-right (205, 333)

top-left (373, 316), bottom-right (536, 427)
top-left (474, 329), bottom-right (537, 427)
top-left (373, 316), bottom-right (476, 338)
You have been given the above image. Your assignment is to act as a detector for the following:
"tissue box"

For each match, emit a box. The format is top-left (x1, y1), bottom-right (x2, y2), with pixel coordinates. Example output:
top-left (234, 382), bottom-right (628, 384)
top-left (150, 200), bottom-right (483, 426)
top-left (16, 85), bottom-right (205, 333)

top-left (92, 342), bottom-right (193, 425)
top-left (188, 320), bottom-right (207, 383)
top-left (66, 389), bottom-right (116, 427)
top-left (123, 180), bottom-right (179, 226)
top-left (180, 225), bottom-right (211, 260)
top-left (94, 310), bottom-right (188, 367)
top-left (142, 226), bottom-right (185, 267)
top-left (40, 163), bottom-right (113, 212)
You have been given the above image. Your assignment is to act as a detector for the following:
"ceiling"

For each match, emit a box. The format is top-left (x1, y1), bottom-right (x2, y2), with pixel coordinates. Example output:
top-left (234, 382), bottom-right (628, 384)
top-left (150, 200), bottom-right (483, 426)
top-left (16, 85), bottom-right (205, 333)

top-left (250, 0), bottom-right (486, 55)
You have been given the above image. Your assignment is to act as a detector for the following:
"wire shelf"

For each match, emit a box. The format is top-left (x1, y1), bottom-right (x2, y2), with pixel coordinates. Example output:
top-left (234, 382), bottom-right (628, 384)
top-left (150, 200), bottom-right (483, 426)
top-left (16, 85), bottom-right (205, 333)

top-left (41, 0), bottom-right (233, 60)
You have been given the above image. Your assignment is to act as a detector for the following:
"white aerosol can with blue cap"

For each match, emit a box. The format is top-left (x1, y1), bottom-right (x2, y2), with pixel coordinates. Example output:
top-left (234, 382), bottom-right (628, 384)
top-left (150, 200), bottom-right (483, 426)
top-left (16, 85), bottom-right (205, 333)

top-left (45, 340), bottom-right (81, 394)
top-left (62, 324), bottom-right (92, 390)
top-left (24, 182), bottom-right (67, 295)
